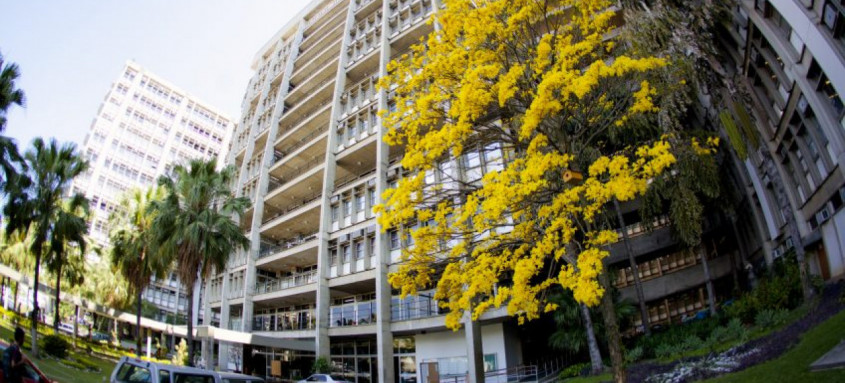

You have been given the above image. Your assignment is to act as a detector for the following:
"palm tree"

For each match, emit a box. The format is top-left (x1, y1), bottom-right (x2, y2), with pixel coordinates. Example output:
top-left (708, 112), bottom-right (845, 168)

top-left (0, 50), bottom-right (25, 129)
top-left (45, 195), bottom-right (89, 332)
top-left (0, 231), bottom-right (35, 313)
top-left (3, 137), bottom-right (88, 356)
top-left (109, 186), bottom-right (169, 357)
top-left (0, 51), bottom-right (25, 188)
top-left (152, 158), bottom-right (249, 366)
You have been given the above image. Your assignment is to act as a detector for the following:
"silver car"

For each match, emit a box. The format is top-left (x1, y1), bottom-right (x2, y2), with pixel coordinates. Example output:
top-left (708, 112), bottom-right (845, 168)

top-left (297, 374), bottom-right (352, 383)
top-left (110, 356), bottom-right (264, 383)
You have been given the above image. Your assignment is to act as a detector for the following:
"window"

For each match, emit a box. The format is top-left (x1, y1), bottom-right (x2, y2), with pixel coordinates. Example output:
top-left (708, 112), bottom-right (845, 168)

top-left (356, 193), bottom-right (366, 212)
top-left (331, 205), bottom-right (340, 222)
top-left (159, 370), bottom-right (171, 383)
top-left (389, 230), bottom-right (400, 249)
top-left (367, 236), bottom-right (375, 257)
top-left (355, 241), bottom-right (365, 259)
top-left (343, 199), bottom-right (352, 216)
top-left (368, 188), bottom-right (376, 207)
top-left (173, 374), bottom-right (214, 383)
top-left (114, 363), bottom-right (151, 383)
top-left (342, 245), bottom-right (351, 262)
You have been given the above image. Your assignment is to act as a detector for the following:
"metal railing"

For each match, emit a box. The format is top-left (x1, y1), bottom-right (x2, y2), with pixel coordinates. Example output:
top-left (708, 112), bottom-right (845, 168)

top-left (274, 125), bottom-right (328, 165)
top-left (266, 157), bottom-right (324, 196)
top-left (253, 309), bottom-right (316, 332)
top-left (329, 301), bottom-right (377, 327)
top-left (262, 189), bottom-right (323, 225)
top-left (259, 232), bottom-right (319, 259)
top-left (254, 270), bottom-right (318, 295)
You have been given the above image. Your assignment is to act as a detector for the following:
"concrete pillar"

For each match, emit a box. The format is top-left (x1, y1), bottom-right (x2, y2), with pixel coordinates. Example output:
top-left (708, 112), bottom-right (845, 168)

top-left (464, 313), bottom-right (484, 383)
top-left (218, 341), bottom-right (230, 372)
top-left (374, 0), bottom-right (398, 381)
top-left (315, 1), bottom-right (358, 358)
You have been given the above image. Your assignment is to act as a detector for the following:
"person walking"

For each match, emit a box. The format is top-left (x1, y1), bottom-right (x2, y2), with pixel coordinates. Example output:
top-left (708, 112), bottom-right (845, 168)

top-left (3, 327), bottom-right (28, 383)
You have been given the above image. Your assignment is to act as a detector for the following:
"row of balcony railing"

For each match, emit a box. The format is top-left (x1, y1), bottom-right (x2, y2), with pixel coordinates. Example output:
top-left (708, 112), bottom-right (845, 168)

top-left (245, 293), bottom-right (445, 334)
top-left (259, 232), bottom-right (319, 259)
top-left (254, 269), bottom-right (319, 294)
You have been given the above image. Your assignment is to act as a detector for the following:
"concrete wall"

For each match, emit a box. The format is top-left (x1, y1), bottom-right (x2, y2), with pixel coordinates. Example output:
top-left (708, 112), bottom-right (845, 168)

top-left (822, 209), bottom-right (845, 278)
top-left (619, 255), bottom-right (733, 303)
top-left (415, 323), bottom-right (514, 382)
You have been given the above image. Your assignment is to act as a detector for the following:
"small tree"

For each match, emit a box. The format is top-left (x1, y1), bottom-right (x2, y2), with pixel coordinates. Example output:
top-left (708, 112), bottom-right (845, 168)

top-left (152, 158), bottom-right (250, 366)
top-left (172, 339), bottom-right (189, 366)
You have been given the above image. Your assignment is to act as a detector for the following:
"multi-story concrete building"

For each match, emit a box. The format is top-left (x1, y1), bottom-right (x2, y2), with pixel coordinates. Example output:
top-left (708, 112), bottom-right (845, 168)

top-left (205, 0), bottom-right (845, 381)
top-left (205, 0), bottom-right (522, 381)
top-left (717, 0), bottom-right (845, 280)
top-left (72, 61), bottom-right (235, 324)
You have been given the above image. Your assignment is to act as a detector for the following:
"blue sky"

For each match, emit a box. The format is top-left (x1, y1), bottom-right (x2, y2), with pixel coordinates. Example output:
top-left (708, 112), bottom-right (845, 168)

top-left (1, 0), bottom-right (310, 149)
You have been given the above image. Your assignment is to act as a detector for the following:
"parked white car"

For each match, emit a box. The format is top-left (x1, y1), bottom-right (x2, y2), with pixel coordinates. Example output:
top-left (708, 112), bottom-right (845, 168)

top-left (297, 374), bottom-right (352, 383)
top-left (110, 356), bottom-right (264, 383)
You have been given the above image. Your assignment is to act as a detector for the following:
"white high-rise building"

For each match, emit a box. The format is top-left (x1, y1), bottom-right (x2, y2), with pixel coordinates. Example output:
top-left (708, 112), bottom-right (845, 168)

top-left (72, 61), bottom-right (235, 322)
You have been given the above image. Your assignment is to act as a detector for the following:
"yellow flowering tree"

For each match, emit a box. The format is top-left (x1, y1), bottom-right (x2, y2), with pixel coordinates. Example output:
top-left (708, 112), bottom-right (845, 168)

top-left (377, 0), bottom-right (718, 380)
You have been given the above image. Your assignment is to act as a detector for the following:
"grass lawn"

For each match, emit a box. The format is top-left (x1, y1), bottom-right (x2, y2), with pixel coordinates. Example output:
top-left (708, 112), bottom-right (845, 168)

top-left (0, 321), bottom-right (116, 383)
top-left (706, 308), bottom-right (845, 383)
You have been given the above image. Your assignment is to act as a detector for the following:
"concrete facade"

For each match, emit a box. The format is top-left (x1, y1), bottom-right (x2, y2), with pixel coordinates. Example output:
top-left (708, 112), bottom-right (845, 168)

top-left (72, 61), bottom-right (235, 324)
top-left (202, 0), bottom-right (845, 381)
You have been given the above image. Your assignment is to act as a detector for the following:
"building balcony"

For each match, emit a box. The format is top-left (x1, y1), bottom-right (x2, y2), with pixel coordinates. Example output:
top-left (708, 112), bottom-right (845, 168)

top-left (266, 157), bottom-right (325, 197)
top-left (259, 232), bottom-right (319, 260)
top-left (302, 0), bottom-right (348, 40)
top-left (252, 309), bottom-right (317, 332)
top-left (390, 291), bottom-right (445, 322)
top-left (355, 0), bottom-right (380, 15)
top-left (254, 270), bottom-right (318, 296)
top-left (281, 74), bottom-right (336, 124)
top-left (330, 300), bottom-right (377, 328)
top-left (297, 23), bottom-right (345, 72)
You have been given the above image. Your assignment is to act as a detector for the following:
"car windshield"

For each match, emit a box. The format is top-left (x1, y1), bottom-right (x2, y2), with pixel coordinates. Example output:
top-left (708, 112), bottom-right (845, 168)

top-left (330, 376), bottom-right (348, 381)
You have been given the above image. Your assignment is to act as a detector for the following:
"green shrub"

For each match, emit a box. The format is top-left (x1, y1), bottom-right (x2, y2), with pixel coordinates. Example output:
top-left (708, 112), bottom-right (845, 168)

top-left (625, 346), bottom-right (643, 365)
top-left (655, 343), bottom-right (679, 359)
top-left (682, 335), bottom-right (705, 351)
top-left (725, 318), bottom-right (749, 343)
top-left (43, 334), bottom-right (69, 359)
top-left (636, 316), bottom-right (720, 359)
top-left (755, 309), bottom-right (789, 329)
top-left (313, 356), bottom-right (331, 373)
top-left (74, 356), bottom-right (101, 371)
top-left (727, 254), bottom-right (803, 323)
top-left (707, 325), bottom-right (730, 346)
top-left (559, 362), bottom-right (591, 379)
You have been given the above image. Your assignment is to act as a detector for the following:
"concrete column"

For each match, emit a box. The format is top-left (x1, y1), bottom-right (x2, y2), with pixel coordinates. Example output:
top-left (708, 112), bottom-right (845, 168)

top-left (315, 1), bottom-right (358, 358)
top-left (219, 341), bottom-right (230, 371)
top-left (201, 336), bottom-right (211, 369)
top-left (374, 0), bottom-right (397, 381)
top-left (242, 20), bottom-right (307, 340)
top-left (219, 272), bottom-right (231, 330)
top-left (464, 312), bottom-right (484, 383)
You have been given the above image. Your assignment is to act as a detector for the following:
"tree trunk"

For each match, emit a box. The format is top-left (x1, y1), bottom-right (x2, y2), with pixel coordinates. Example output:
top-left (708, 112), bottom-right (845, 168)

top-left (579, 303), bottom-right (604, 375)
top-left (73, 305), bottom-right (79, 349)
top-left (613, 199), bottom-right (650, 335)
top-left (186, 283), bottom-right (195, 367)
top-left (699, 246), bottom-right (718, 317)
top-left (31, 248), bottom-right (41, 357)
top-left (598, 271), bottom-right (626, 383)
top-left (1, 276), bottom-right (6, 309)
top-left (13, 280), bottom-right (19, 314)
top-left (136, 289), bottom-right (143, 358)
top-left (54, 259), bottom-right (63, 332)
